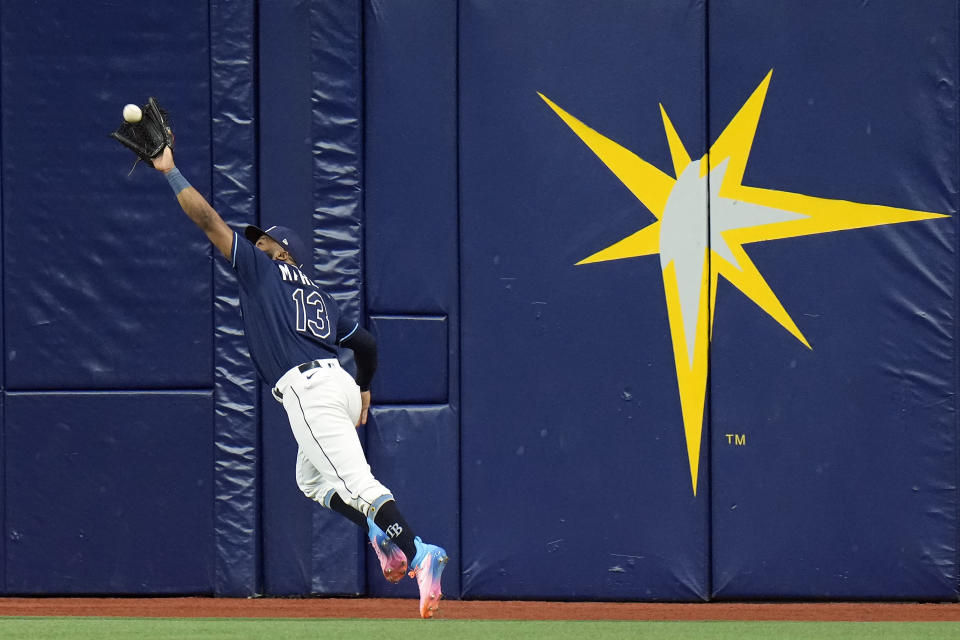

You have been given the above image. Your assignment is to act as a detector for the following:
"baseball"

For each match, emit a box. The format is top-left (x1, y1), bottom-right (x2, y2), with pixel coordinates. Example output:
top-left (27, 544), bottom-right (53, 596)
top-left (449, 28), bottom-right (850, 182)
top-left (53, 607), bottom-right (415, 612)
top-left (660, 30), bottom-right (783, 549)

top-left (123, 103), bottom-right (142, 123)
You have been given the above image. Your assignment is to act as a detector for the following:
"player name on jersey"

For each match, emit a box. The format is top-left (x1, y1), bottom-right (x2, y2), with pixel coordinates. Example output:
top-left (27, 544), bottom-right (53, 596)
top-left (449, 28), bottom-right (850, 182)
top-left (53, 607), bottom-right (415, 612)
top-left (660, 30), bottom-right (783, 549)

top-left (277, 263), bottom-right (316, 288)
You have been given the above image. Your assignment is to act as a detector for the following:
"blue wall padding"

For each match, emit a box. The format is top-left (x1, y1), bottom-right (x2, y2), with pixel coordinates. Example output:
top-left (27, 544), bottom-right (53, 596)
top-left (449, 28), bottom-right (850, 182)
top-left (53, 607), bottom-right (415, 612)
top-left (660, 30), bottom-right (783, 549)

top-left (0, 12), bottom-right (5, 594)
top-left (257, 0), bottom-right (365, 594)
top-left (0, 394), bottom-right (4, 592)
top-left (258, 0), bottom-right (314, 247)
top-left (365, 406), bottom-right (460, 598)
top-left (260, 386), bottom-right (321, 595)
top-left (4, 392), bottom-right (214, 594)
top-left (210, 0), bottom-right (260, 596)
top-left (364, 0), bottom-right (459, 313)
top-left (310, 508), bottom-right (366, 595)
top-left (0, 0), bottom-right (958, 602)
top-left (362, 0), bottom-right (462, 601)
top-left (0, 7), bottom-right (5, 594)
top-left (310, 0), bottom-right (364, 318)
top-left (1, 0), bottom-right (212, 390)
top-left (258, 0), bottom-right (358, 595)
top-left (459, 0), bottom-right (709, 600)
top-left (0, 3), bottom-right (5, 393)
top-left (369, 316), bottom-right (448, 404)
top-left (708, 1), bottom-right (958, 599)
top-left (260, 386), bottom-right (365, 595)
top-left (307, 0), bottom-right (366, 594)
top-left (257, 0), bottom-right (315, 592)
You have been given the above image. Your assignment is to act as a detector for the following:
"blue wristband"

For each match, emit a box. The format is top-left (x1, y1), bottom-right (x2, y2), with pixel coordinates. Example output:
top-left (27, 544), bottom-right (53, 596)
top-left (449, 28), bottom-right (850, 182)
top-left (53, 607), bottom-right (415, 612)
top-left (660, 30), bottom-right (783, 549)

top-left (165, 168), bottom-right (191, 195)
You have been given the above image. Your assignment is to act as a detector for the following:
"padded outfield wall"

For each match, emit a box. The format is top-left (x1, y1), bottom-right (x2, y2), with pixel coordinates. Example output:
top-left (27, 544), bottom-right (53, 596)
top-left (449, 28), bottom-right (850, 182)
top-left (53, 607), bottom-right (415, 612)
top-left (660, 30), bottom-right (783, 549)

top-left (0, 0), bottom-right (956, 600)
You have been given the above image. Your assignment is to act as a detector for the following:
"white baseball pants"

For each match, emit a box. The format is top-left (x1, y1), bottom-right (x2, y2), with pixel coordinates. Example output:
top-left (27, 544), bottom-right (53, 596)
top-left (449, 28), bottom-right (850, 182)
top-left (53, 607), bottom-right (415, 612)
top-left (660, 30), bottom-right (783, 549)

top-left (274, 359), bottom-right (392, 516)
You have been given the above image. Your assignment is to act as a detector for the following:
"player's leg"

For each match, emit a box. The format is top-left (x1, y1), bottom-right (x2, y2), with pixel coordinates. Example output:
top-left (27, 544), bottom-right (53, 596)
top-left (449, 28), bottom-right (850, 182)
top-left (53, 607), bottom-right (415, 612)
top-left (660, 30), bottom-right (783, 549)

top-left (281, 366), bottom-right (391, 512)
top-left (281, 364), bottom-right (447, 616)
top-left (329, 367), bottom-right (432, 569)
top-left (330, 365), bottom-right (449, 614)
top-left (287, 382), bottom-right (417, 561)
top-left (370, 497), bottom-right (449, 617)
top-left (281, 365), bottom-right (419, 562)
top-left (295, 447), bottom-right (366, 527)
top-left (294, 448), bottom-right (406, 582)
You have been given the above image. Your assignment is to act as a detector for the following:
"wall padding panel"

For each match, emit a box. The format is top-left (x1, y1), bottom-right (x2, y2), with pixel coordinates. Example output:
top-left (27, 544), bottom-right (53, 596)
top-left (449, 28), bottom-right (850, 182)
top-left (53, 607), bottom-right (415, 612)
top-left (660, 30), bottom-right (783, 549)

top-left (309, 0), bottom-right (366, 594)
top-left (5, 393), bottom-right (214, 594)
top-left (366, 406), bottom-right (459, 597)
top-left (211, 0), bottom-right (260, 596)
top-left (1, 0), bottom-right (212, 390)
top-left (260, 388), bottom-right (364, 595)
top-left (369, 315), bottom-right (448, 404)
top-left (311, 0), bottom-right (364, 314)
top-left (258, 0), bottom-right (337, 595)
top-left (0, 0), bottom-right (5, 593)
top-left (0, 394), bottom-right (4, 592)
top-left (258, 1), bottom-right (313, 244)
top-left (460, 0), bottom-right (709, 600)
top-left (0, 0), bottom-right (5, 392)
top-left (708, 0), bottom-right (958, 599)
top-left (363, 0), bottom-right (461, 599)
top-left (258, 0), bottom-right (366, 595)
top-left (364, 0), bottom-right (458, 313)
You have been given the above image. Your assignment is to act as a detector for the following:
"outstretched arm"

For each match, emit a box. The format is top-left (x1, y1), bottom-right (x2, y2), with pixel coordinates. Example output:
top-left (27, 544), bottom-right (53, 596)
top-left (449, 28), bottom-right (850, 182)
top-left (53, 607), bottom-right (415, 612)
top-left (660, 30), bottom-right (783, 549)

top-left (153, 146), bottom-right (234, 259)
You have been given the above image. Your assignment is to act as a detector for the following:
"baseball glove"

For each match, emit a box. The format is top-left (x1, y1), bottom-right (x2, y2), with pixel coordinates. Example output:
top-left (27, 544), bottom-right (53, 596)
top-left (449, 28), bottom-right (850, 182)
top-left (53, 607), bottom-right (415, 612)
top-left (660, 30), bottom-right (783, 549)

top-left (109, 97), bottom-right (173, 163)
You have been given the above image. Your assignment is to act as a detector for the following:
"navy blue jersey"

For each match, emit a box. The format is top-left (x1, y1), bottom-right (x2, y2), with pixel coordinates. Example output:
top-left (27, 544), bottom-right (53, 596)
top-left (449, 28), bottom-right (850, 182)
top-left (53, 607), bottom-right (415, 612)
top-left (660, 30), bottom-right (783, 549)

top-left (230, 231), bottom-right (358, 384)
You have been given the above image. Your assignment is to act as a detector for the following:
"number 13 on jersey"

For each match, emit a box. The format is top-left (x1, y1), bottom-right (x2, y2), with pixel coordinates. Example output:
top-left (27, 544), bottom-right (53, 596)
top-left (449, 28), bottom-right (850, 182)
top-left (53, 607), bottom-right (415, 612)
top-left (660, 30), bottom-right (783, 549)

top-left (292, 288), bottom-right (331, 339)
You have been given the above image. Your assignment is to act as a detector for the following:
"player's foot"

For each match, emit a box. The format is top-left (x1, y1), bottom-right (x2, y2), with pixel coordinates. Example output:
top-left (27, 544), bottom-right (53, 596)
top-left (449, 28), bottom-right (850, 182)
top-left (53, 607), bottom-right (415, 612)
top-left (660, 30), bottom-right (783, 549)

top-left (367, 518), bottom-right (407, 583)
top-left (408, 536), bottom-right (448, 619)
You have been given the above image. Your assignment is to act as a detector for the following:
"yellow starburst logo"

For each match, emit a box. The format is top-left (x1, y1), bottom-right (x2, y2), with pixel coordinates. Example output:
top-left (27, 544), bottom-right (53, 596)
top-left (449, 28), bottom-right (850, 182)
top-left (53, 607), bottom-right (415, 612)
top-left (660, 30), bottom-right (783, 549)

top-left (540, 70), bottom-right (949, 495)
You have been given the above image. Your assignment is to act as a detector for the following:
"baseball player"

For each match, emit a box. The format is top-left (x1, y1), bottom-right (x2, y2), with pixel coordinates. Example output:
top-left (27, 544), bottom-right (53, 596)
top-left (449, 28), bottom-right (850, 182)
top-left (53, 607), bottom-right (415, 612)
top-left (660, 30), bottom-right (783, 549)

top-left (148, 140), bottom-right (447, 618)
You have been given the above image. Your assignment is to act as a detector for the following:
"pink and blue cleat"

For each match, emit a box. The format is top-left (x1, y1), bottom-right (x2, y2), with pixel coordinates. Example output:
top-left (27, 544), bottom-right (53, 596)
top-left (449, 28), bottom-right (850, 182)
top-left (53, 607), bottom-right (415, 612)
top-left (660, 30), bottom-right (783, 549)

top-left (367, 518), bottom-right (407, 583)
top-left (408, 537), bottom-right (448, 619)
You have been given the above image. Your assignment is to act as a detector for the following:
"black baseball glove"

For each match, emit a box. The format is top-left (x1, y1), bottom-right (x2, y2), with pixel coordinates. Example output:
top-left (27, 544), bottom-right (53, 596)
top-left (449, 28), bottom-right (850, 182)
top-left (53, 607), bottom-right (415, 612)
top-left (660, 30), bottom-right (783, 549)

top-left (109, 97), bottom-right (173, 163)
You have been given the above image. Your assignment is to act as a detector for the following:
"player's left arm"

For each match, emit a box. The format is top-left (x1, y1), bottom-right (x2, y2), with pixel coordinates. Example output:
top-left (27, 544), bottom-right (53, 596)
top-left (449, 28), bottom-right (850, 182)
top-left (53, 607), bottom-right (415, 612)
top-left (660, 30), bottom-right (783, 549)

top-left (339, 325), bottom-right (377, 426)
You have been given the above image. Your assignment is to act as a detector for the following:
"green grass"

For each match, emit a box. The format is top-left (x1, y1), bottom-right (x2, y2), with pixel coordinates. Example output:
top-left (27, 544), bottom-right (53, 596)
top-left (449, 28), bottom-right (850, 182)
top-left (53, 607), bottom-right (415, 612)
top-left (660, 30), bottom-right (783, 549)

top-left (0, 618), bottom-right (958, 640)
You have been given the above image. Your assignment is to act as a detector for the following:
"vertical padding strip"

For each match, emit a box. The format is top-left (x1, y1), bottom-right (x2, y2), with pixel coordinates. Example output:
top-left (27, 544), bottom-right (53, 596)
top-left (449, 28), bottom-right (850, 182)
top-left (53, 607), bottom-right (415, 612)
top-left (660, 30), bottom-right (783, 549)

top-left (308, 0), bottom-right (365, 594)
top-left (210, 0), bottom-right (260, 596)
top-left (0, 0), bottom-right (6, 594)
top-left (310, 0), bottom-right (364, 315)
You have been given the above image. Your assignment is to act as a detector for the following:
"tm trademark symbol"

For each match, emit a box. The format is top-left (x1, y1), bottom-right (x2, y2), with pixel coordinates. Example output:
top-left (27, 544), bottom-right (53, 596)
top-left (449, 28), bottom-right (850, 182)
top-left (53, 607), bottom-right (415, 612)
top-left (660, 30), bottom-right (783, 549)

top-left (725, 434), bottom-right (746, 446)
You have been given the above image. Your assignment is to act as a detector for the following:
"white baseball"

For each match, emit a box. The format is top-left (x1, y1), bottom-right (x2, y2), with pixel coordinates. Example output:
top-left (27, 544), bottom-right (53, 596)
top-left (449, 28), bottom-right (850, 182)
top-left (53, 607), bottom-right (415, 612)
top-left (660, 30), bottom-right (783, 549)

top-left (123, 103), bottom-right (142, 123)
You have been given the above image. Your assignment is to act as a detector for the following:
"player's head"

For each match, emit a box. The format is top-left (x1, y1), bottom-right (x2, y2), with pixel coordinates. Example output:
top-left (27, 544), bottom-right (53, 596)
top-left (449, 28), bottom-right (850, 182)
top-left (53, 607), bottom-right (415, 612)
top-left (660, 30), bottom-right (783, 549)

top-left (245, 225), bottom-right (308, 268)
